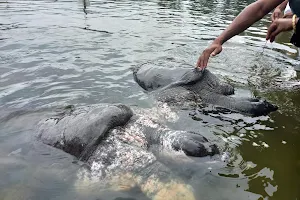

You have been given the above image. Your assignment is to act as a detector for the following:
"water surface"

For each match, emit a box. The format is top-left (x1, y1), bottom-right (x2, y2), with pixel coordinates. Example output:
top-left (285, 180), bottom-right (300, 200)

top-left (1, 0), bottom-right (300, 199)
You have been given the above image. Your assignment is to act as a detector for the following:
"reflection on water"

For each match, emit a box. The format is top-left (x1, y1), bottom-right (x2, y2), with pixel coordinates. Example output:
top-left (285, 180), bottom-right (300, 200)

top-left (0, 0), bottom-right (300, 199)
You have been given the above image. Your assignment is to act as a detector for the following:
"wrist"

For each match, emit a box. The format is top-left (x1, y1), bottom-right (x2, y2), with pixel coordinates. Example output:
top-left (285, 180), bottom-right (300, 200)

top-left (213, 37), bottom-right (224, 45)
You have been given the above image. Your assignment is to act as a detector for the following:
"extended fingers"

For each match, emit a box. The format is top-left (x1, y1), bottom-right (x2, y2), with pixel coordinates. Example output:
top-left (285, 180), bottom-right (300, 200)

top-left (196, 55), bottom-right (203, 69)
top-left (202, 50), bottom-right (210, 68)
top-left (196, 50), bottom-right (210, 69)
top-left (266, 22), bottom-right (277, 41)
top-left (196, 45), bottom-right (222, 69)
top-left (269, 28), bottom-right (281, 42)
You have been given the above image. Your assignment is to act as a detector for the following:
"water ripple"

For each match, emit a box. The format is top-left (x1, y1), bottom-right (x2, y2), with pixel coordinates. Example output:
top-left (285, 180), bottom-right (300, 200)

top-left (1, 0), bottom-right (300, 199)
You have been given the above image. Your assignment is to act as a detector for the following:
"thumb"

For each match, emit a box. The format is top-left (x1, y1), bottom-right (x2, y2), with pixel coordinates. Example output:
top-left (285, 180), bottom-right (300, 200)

top-left (271, 13), bottom-right (276, 21)
top-left (210, 47), bottom-right (222, 56)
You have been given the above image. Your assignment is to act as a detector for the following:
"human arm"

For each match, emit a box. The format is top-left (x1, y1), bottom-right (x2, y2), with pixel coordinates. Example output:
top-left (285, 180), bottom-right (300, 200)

top-left (267, 17), bottom-right (299, 42)
top-left (196, 0), bottom-right (285, 69)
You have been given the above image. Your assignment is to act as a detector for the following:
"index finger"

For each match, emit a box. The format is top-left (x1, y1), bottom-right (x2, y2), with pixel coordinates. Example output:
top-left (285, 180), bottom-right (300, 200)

top-left (196, 54), bottom-right (205, 69)
top-left (202, 52), bottom-right (210, 69)
top-left (199, 51), bottom-right (209, 69)
top-left (266, 23), bottom-right (277, 41)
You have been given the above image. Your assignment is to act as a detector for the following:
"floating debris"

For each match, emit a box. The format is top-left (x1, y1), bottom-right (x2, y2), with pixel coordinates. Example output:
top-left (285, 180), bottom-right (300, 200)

top-left (261, 142), bottom-right (269, 148)
top-left (282, 140), bottom-right (287, 144)
top-left (252, 142), bottom-right (259, 147)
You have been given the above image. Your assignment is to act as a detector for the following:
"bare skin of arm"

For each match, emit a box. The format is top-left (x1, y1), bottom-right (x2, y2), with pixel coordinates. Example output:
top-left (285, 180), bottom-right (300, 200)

top-left (196, 0), bottom-right (285, 69)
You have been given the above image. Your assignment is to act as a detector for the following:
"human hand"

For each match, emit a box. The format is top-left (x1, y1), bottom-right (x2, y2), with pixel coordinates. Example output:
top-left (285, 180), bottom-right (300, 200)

top-left (266, 18), bottom-right (293, 42)
top-left (196, 41), bottom-right (222, 69)
top-left (271, 8), bottom-right (283, 22)
top-left (283, 12), bottom-right (294, 19)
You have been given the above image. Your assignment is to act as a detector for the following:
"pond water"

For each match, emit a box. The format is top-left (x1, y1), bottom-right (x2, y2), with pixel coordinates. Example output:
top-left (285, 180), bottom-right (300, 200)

top-left (1, 0), bottom-right (300, 199)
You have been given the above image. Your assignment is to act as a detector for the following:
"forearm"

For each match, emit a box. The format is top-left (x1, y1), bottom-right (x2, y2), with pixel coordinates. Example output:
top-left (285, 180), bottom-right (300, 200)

top-left (215, 0), bottom-right (285, 44)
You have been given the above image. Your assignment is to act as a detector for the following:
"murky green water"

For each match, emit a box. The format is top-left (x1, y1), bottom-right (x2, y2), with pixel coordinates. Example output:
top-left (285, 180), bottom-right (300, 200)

top-left (1, 0), bottom-right (300, 199)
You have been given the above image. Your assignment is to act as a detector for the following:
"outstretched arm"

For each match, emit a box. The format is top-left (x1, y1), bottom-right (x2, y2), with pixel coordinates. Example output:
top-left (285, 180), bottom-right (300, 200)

top-left (196, 0), bottom-right (285, 69)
